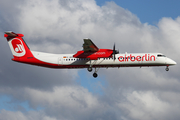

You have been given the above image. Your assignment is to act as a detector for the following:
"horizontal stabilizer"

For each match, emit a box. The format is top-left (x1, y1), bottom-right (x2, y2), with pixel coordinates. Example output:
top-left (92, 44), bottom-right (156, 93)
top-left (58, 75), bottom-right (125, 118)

top-left (4, 31), bottom-right (24, 38)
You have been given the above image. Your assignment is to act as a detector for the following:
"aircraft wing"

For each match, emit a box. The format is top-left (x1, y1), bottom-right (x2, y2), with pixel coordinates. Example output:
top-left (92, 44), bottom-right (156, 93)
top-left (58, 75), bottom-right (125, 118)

top-left (83, 39), bottom-right (99, 52)
top-left (73, 39), bottom-right (113, 60)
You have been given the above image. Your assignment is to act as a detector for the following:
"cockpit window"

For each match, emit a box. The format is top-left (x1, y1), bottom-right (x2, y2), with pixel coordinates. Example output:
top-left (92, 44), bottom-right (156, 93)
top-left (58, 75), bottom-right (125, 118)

top-left (157, 54), bottom-right (166, 57)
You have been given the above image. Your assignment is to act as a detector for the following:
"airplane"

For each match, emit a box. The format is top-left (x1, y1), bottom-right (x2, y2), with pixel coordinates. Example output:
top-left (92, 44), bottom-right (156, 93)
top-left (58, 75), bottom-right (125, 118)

top-left (4, 31), bottom-right (177, 78)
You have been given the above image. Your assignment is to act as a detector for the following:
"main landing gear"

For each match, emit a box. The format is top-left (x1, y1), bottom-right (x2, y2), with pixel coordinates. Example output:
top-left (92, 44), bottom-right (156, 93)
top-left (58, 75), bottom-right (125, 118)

top-left (87, 67), bottom-right (99, 78)
top-left (165, 66), bottom-right (169, 71)
top-left (93, 72), bottom-right (98, 78)
top-left (87, 67), bottom-right (93, 72)
top-left (87, 60), bottom-right (99, 78)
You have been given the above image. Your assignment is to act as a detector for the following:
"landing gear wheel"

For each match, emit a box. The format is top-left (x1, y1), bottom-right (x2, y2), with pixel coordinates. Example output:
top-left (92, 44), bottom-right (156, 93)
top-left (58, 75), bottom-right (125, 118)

top-left (165, 67), bottom-right (169, 71)
top-left (87, 67), bottom-right (93, 72)
top-left (93, 73), bottom-right (98, 78)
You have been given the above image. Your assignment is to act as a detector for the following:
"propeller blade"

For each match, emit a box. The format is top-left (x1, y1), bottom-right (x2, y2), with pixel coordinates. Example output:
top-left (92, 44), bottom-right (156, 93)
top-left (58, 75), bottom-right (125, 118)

top-left (112, 43), bottom-right (119, 61)
top-left (113, 43), bottom-right (115, 52)
top-left (113, 54), bottom-right (116, 61)
top-left (113, 43), bottom-right (116, 61)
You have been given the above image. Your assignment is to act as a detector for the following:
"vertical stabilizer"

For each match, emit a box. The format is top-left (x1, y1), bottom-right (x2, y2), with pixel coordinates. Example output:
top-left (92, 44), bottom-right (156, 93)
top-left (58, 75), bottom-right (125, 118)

top-left (4, 31), bottom-right (34, 62)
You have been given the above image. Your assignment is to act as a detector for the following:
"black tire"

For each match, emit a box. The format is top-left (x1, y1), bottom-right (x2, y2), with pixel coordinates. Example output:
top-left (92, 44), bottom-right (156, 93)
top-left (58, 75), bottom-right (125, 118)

top-left (165, 67), bottom-right (169, 71)
top-left (93, 73), bottom-right (98, 78)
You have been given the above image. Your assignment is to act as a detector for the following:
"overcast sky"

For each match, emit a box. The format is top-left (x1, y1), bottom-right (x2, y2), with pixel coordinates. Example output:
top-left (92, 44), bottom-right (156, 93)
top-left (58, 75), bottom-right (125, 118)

top-left (0, 0), bottom-right (180, 120)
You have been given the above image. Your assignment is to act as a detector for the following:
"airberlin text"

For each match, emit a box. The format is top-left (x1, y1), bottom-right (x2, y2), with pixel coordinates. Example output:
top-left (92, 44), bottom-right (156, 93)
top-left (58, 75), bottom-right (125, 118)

top-left (118, 54), bottom-right (155, 62)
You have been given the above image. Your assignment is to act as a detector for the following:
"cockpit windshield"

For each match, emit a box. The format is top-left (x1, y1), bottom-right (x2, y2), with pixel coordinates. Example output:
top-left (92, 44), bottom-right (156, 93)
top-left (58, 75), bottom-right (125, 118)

top-left (157, 54), bottom-right (166, 57)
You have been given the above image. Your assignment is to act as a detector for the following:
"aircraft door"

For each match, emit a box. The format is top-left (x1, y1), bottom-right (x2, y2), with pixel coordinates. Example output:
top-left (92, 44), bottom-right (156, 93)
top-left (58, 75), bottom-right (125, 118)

top-left (58, 57), bottom-right (63, 65)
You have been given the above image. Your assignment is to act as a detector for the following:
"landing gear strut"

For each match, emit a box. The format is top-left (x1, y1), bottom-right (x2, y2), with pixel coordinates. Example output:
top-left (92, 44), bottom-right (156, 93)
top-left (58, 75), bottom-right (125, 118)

top-left (92, 67), bottom-right (99, 78)
top-left (165, 66), bottom-right (169, 71)
top-left (87, 60), bottom-right (99, 78)
top-left (88, 60), bottom-right (93, 72)
top-left (87, 67), bottom-right (99, 78)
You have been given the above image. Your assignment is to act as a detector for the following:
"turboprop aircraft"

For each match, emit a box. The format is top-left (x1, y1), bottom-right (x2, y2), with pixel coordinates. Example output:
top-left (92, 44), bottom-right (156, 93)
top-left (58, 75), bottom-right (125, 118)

top-left (4, 31), bottom-right (176, 78)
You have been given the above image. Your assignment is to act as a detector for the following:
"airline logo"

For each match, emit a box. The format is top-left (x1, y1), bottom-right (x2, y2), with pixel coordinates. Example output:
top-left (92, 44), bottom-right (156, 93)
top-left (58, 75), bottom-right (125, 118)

top-left (118, 54), bottom-right (156, 62)
top-left (12, 42), bottom-right (24, 53)
top-left (9, 38), bottom-right (26, 57)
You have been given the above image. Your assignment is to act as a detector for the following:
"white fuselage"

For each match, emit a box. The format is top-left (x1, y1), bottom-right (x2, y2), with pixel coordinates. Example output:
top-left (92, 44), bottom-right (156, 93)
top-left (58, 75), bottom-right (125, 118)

top-left (31, 51), bottom-right (176, 68)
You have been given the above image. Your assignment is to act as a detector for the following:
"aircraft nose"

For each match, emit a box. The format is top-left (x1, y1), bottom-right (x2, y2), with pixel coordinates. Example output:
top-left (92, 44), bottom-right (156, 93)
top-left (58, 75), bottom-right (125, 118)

top-left (166, 58), bottom-right (177, 65)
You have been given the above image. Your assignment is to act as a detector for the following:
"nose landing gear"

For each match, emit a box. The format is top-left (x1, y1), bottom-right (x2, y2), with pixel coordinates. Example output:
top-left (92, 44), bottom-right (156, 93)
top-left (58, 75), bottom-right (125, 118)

top-left (165, 66), bottom-right (169, 71)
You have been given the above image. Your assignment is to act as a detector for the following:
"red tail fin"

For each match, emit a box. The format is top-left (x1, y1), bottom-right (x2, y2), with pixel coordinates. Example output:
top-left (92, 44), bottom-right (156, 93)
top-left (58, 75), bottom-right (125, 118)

top-left (4, 31), bottom-right (34, 62)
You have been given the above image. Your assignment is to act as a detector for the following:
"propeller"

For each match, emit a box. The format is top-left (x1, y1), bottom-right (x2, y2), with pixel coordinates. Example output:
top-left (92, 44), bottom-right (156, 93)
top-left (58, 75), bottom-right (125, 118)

top-left (112, 43), bottom-right (119, 61)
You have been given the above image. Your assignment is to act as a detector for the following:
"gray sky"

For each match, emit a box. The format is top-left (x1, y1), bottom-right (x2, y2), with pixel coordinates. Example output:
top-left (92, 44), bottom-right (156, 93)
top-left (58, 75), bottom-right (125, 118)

top-left (0, 0), bottom-right (180, 120)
